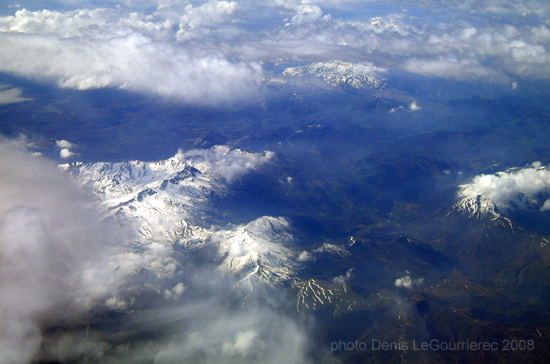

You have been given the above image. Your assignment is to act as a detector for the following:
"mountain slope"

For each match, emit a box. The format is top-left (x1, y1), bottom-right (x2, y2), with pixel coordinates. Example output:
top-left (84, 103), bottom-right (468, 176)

top-left (283, 61), bottom-right (386, 90)
top-left (60, 146), bottom-right (301, 286)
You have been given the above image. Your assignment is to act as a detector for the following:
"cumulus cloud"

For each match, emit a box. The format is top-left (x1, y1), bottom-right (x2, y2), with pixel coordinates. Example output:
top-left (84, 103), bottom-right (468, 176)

top-left (56, 139), bottom-right (74, 149)
top-left (394, 275), bottom-right (424, 289)
top-left (56, 140), bottom-right (76, 158)
top-left (409, 101), bottom-right (421, 111)
top-left (390, 100), bottom-right (421, 113)
top-left (265, 10), bottom-right (550, 81)
top-left (177, 0), bottom-right (239, 40)
top-left (0, 7), bottom-right (265, 106)
top-left (285, 5), bottom-right (327, 26)
top-left (177, 145), bottom-right (275, 183)
top-left (541, 199), bottom-right (550, 211)
top-left (460, 162), bottom-right (550, 207)
top-left (59, 148), bottom-right (74, 158)
top-left (0, 0), bottom-right (549, 103)
top-left (0, 31), bottom-right (266, 105)
top-left (105, 295), bottom-right (128, 310)
top-left (407, 0), bottom-right (550, 17)
top-left (140, 301), bottom-right (314, 364)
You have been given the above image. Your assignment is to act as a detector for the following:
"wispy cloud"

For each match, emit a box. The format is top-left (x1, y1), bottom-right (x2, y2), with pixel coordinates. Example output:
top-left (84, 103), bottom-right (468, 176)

top-left (0, 86), bottom-right (32, 104)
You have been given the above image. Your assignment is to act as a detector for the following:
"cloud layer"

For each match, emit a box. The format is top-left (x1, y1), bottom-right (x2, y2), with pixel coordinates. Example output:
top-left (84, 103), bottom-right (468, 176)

top-left (0, 138), bottom-right (131, 363)
top-left (0, 0), bottom-right (549, 104)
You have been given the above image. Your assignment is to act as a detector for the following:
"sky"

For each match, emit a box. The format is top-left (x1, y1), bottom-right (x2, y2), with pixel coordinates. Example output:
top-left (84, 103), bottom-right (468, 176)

top-left (0, 0), bottom-right (549, 105)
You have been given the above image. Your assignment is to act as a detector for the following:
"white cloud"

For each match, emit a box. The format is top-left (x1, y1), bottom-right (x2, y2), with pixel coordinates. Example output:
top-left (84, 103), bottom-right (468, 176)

top-left (105, 295), bottom-right (128, 310)
top-left (461, 162), bottom-right (550, 206)
top-left (402, 56), bottom-right (507, 82)
top-left (410, 0), bottom-right (550, 17)
top-left (0, 138), bottom-right (133, 362)
top-left (390, 100), bottom-right (421, 113)
top-left (0, 1), bottom-right (548, 100)
top-left (0, 314), bottom-right (40, 364)
top-left (147, 304), bottom-right (311, 364)
top-left (56, 139), bottom-right (74, 149)
top-left (0, 8), bottom-right (114, 37)
top-left (0, 87), bottom-right (32, 104)
top-left (394, 275), bottom-right (424, 289)
top-left (409, 101), bottom-right (421, 111)
top-left (177, 0), bottom-right (239, 40)
top-left (297, 250), bottom-right (314, 262)
top-left (332, 268), bottom-right (353, 285)
top-left (173, 282), bottom-right (186, 295)
top-left (0, 7), bottom-right (265, 106)
top-left (285, 5), bottom-right (326, 26)
top-left (222, 330), bottom-right (258, 356)
top-left (0, 1), bottom-right (548, 103)
top-left (541, 199), bottom-right (550, 211)
top-left (390, 105), bottom-right (404, 113)
top-left (163, 282), bottom-right (187, 299)
top-left (457, 162), bottom-right (550, 217)
top-left (177, 145), bottom-right (275, 183)
top-left (59, 148), bottom-right (74, 158)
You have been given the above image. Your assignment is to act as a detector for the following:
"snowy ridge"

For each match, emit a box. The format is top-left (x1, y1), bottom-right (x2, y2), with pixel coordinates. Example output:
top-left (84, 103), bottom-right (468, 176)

top-left (313, 242), bottom-right (351, 257)
top-left (61, 155), bottom-right (222, 247)
top-left (214, 216), bottom-right (297, 286)
top-left (453, 191), bottom-right (501, 220)
top-left (283, 61), bottom-right (386, 90)
top-left (451, 189), bottom-right (518, 232)
top-left (60, 146), bottom-right (300, 285)
top-left (454, 187), bottom-right (541, 220)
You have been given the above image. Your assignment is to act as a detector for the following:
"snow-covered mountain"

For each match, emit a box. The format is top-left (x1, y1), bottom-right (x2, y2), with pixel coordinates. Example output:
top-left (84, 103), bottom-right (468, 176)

top-left (452, 162), bottom-right (550, 222)
top-left (60, 146), bottom-right (300, 286)
top-left (212, 216), bottom-right (297, 286)
top-left (62, 154), bottom-right (219, 246)
top-left (282, 61), bottom-right (386, 90)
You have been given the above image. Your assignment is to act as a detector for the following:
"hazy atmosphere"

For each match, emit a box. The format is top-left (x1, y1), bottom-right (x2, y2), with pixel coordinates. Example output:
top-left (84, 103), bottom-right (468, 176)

top-left (1, 0), bottom-right (550, 363)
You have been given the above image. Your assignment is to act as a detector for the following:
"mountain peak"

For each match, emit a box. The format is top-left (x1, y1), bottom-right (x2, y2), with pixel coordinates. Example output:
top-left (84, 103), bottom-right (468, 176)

top-left (452, 162), bottom-right (550, 224)
top-left (283, 60), bottom-right (386, 90)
